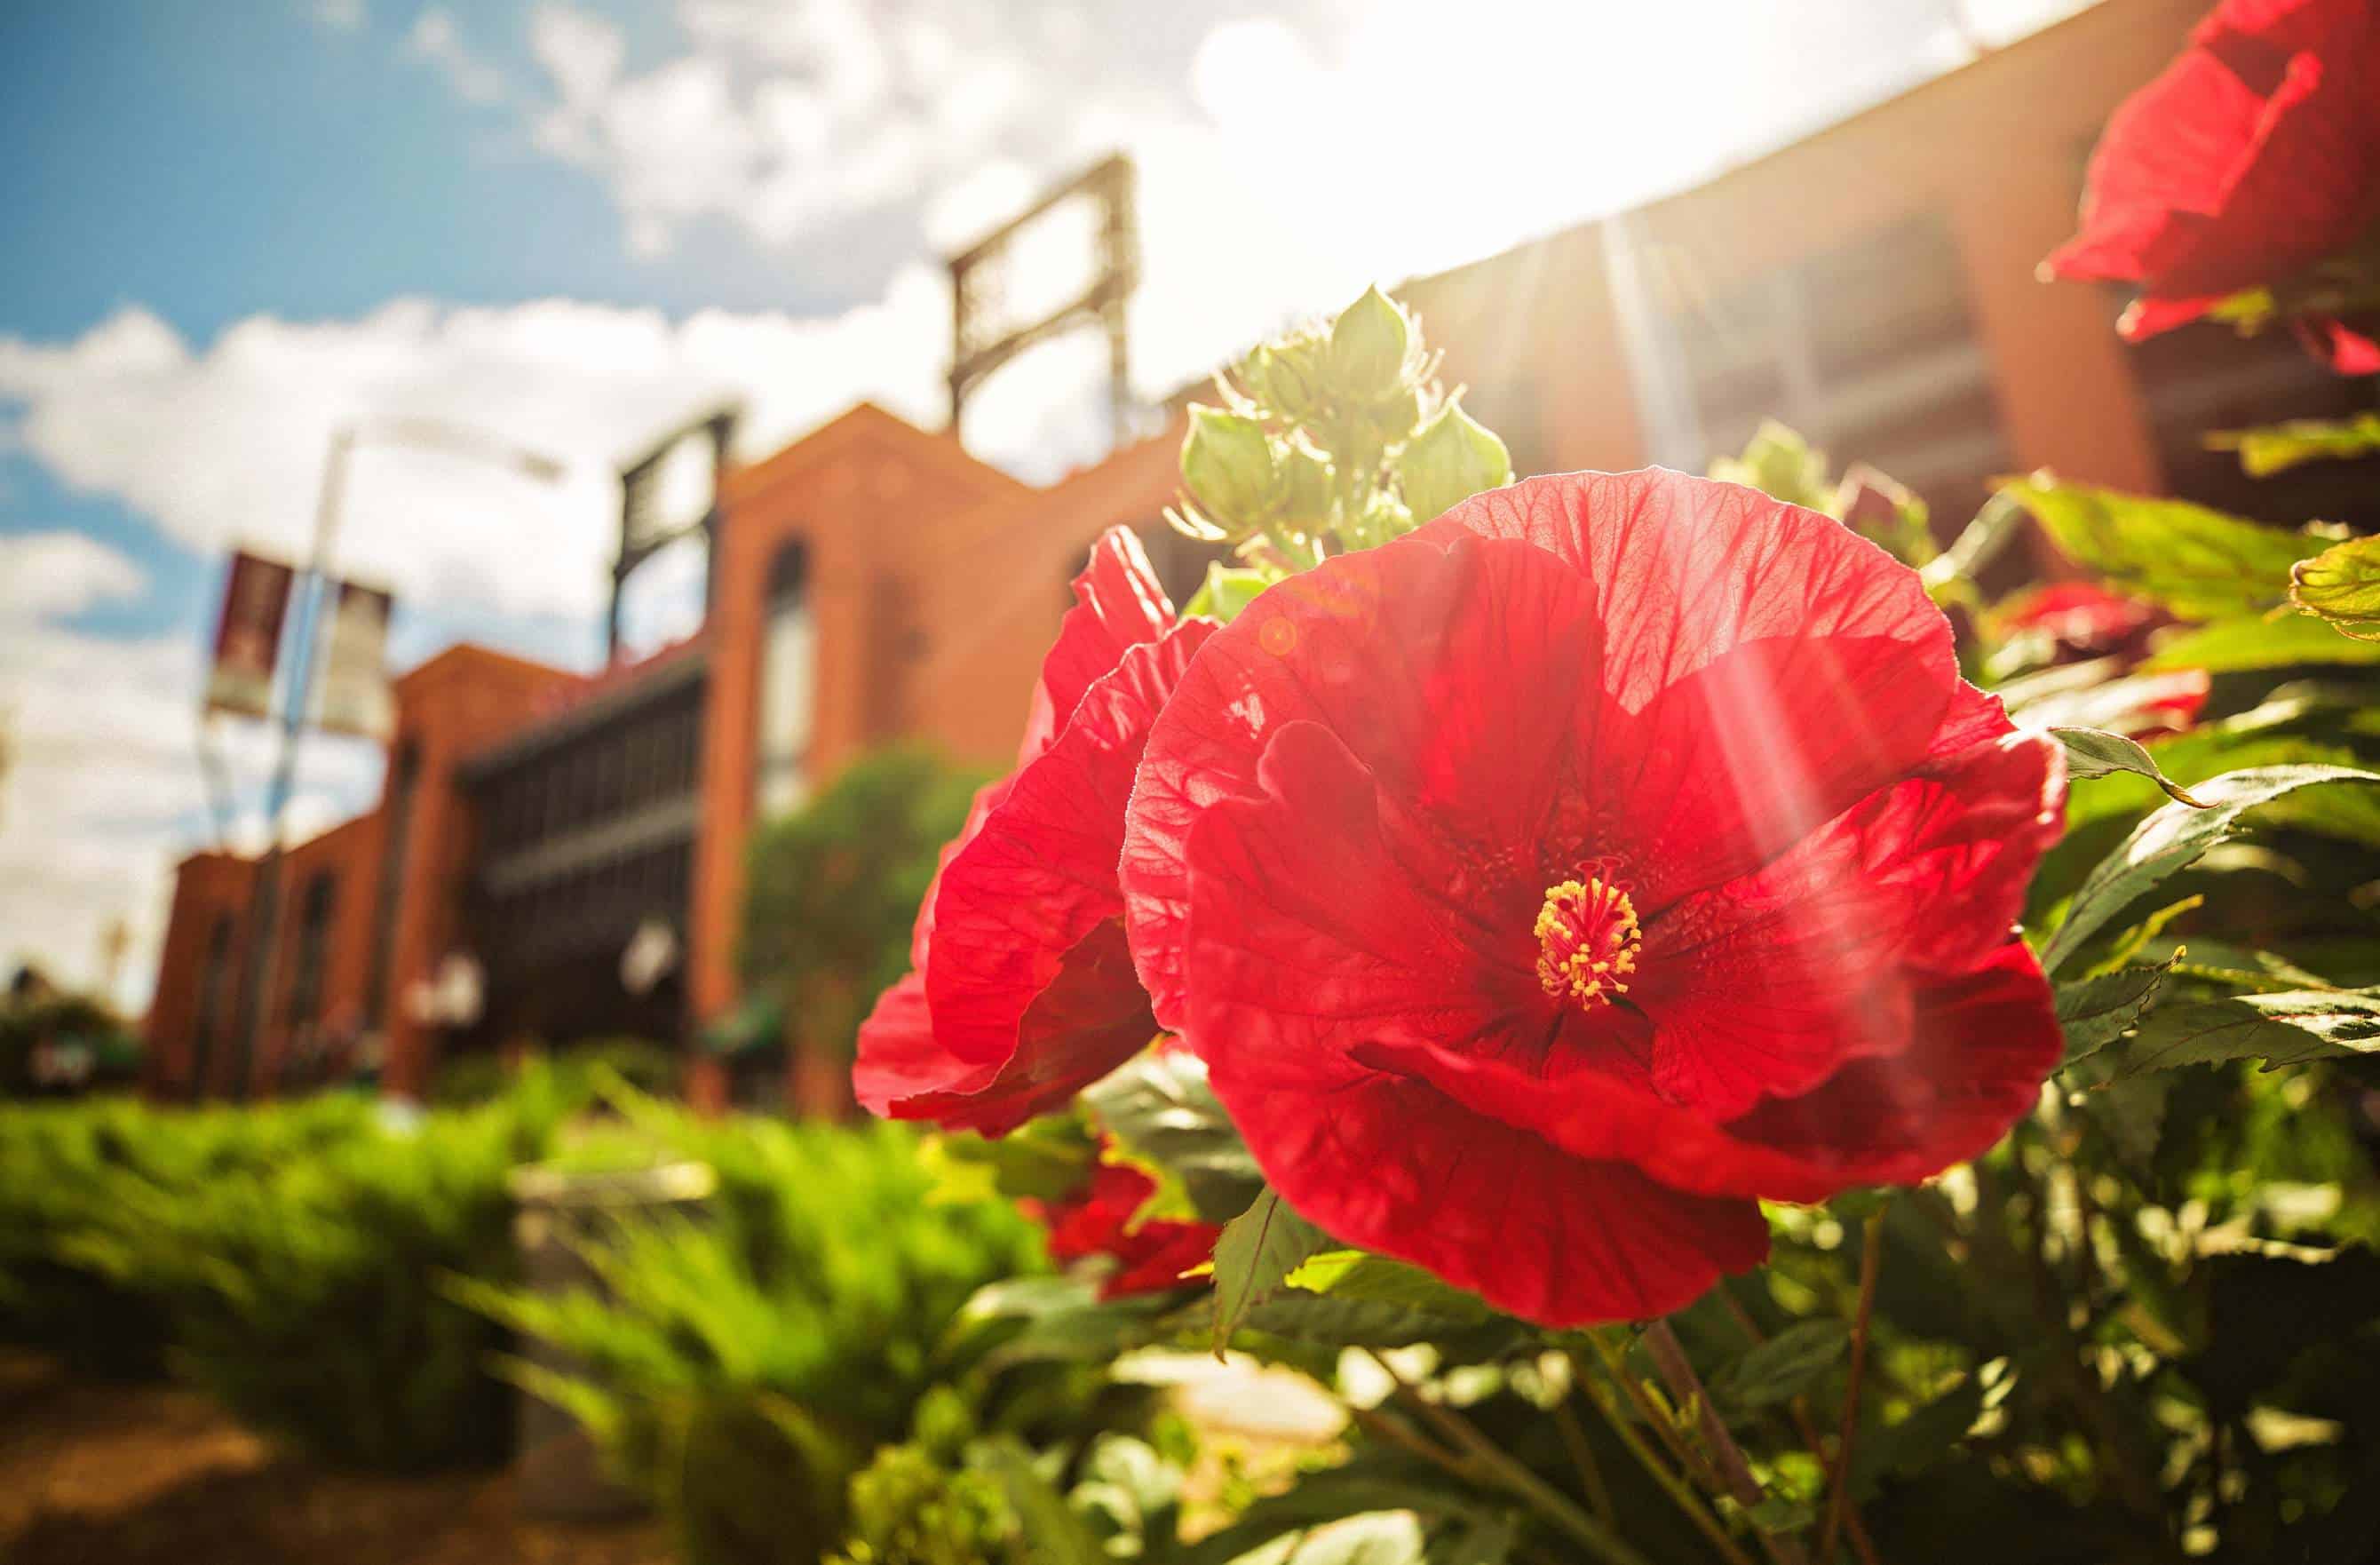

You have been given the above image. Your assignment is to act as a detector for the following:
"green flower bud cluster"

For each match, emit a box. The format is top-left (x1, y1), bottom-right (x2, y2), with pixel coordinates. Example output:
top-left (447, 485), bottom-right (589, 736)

top-left (1170, 284), bottom-right (1513, 574)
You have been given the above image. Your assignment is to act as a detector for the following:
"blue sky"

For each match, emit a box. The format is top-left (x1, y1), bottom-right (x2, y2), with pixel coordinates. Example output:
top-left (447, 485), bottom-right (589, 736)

top-left (0, 0), bottom-right (2098, 1010)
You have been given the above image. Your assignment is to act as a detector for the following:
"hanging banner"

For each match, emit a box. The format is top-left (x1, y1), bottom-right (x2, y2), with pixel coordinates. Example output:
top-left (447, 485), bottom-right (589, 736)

top-left (202, 550), bottom-right (295, 719)
top-left (309, 578), bottom-right (395, 739)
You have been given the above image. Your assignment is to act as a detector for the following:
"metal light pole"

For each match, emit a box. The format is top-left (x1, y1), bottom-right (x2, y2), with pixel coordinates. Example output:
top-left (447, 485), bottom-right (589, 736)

top-left (224, 417), bottom-right (566, 1100)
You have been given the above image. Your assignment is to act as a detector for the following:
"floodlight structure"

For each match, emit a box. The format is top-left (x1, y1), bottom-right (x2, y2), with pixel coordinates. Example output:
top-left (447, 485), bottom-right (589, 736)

top-left (947, 153), bottom-right (1139, 445)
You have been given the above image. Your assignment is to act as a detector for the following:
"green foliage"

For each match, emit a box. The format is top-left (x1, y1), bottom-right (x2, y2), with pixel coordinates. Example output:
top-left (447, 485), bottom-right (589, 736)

top-left (2290, 533), bottom-right (2380, 641)
top-left (1999, 475), bottom-right (2322, 617)
top-left (737, 744), bottom-right (994, 1067)
top-left (432, 1035), bottom-right (679, 1105)
top-left (452, 1096), bottom-right (1136, 1565)
top-left (1208, 1188), bottom-right (1335, 1353)
top-left (2208, 411), bottom-right (2380, 476)
top-left (0, 1074), bottom-right (575, 1465)
top-left (0, 984), bottom-right (140, 1099)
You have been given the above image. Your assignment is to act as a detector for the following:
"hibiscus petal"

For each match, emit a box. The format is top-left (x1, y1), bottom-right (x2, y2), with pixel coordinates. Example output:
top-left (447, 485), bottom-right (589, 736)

top-left (1608, 634), bottom-right (1956, 909)
top-left (853, 933), bottom-right (1156, 1138)
top-left (1124, 529), bottom-right (1614, 1029)
top-left (1020, 527), bottom-right (1179, 764)
top-left (1197, 1012), bottom-right (1767, 1325)
top-left (1416, 469), bottom-right (1959, 712)
top-left (1350, 941), bottom-right (2058, 1206)
top-left (930, 624), bottom-right (1212, 1066)
top-left (1632, 730), bottom-right (2062, 1116)
top-left (1726, 942), bottom-right (2062, 1184)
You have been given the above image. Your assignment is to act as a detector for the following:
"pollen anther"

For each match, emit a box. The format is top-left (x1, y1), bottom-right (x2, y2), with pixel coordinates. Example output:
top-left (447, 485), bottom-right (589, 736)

top-left (1534, 873), bottom-right (1642, 1010)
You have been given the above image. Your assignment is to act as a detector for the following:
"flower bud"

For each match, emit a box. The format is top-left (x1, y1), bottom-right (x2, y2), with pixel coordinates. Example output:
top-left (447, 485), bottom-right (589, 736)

top-left (1329, 285), bottom-right (1414, 402)
top-left (1275, 436), bottom-right (1336, 528)
top-left (1181, 407), bottom-right (1275, 528)
top-left (1395, 401), bottom-right (1512, 525)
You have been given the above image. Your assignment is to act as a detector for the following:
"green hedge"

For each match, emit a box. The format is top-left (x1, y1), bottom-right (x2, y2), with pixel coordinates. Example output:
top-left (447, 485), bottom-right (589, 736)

top-left (449, 1095), bottom-right (1138, 1565)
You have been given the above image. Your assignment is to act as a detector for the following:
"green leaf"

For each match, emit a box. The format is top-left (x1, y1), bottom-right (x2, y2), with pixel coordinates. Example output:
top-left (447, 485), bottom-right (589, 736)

top-left (1998, 476), bottom-right (2319, 617)
top-left (2051, 727), bottom-right (2208, 806)
top-left (2291, 534), bottom-right (2380, 641)
top-left (1081, 1050), bottom-right (1265, 1225)
top-left (1716, 1319), bottom-right (1848, 1411)
top-left (1847, 1375), bottom-right (1986, 1497)
top-left (2055, 962), bottom-right (2175, 1066)
top-left (2207, 411), bottom-right (2380, 477)
top-left (1210, 1188), bottom-right (1334, 1354)
top-left (2091, 1074), bottom-right (2170, 1165)
top-left (2104, 987), bottom-right (2380, 1077)
top-left (2144, 613), bottom-right (2380, 671)
top-left (978, 1437), bottom-right (1109, 1565)
top-left (2039, 765), bottom-right (2380, 973)
top-left (1285, 1252), bottom-right (1494, 1321)
top-left (1175, 1461), bottom-right (1498, 1565)
top-left (1181, 562), bottom-right (1277, 625)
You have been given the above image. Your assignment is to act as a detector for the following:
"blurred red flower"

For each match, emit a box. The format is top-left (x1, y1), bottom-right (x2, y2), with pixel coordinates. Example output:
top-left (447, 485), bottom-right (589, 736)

top-left (1027, 1156), bottom-right (1221, 1299)
top-left (853, 530), bottom-right (1207, 1133)
top-left (1123, 471), bottom-right (2067, 1325)
top-left (1998, 580), bottom-right (2160, 651)
top-left (2042, 0), bottom-right (2380, 371)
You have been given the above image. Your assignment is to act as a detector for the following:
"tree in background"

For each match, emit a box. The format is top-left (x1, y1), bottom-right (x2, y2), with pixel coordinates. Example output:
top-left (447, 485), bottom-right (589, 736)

top-left (734, 746), bottom-right (992, 1108)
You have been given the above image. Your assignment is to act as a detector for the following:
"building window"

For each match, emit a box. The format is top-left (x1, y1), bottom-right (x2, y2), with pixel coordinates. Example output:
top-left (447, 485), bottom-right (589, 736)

top-left (366, 743), bottom-right (418, 1024)
top-left (193, 911), bottom-right (235, 1070)
top-left (756, 542), bottom-right (814, 819)
top-left (1659, 213), bottom-right (2011, 532)
top-left (285, 870), bottom-right (338, 1026)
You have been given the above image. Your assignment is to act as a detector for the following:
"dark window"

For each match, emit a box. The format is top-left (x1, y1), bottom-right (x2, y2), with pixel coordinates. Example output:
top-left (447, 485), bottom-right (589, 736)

top-left (365, 743), bottom-right (418, 1023)
top-left (193, 912), bottom-right (235, 1068)
top-left (285, 870), bottom-right (338, 1026)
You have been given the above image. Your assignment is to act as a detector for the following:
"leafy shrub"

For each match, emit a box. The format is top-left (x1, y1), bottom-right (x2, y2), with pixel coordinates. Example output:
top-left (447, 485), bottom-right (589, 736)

top-left (0, 1073), bottom-right (575, 1468)
top-left (450, 1096), bottom-right (1136, 1564)
top-left (433, 1035), bottom-right (679, 1106)
top-left (735, 745), bottom-right (993, 1068)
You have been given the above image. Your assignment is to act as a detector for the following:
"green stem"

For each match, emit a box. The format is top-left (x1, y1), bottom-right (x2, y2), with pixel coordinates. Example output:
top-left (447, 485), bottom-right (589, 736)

top-left (1575, 1343), bottom-right (1759, 1565)
top-left (1642, 1319), bottom-right (1808, 1565)
top-left (1821, 1207), bottom-right (1886, 1565)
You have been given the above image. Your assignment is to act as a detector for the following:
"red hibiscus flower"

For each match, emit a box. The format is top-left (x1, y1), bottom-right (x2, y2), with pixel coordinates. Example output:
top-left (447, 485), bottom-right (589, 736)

top-left (1997, 581), bottom-right (2161, 652)
top-left (1027, 1156), bottom-right (1221, 1299)
top-left (1121, 471), bottom-right (2066, 1326)
top-left (853, 529), bottom-right (1210, 1134)
top-left (2042, 0), bottom-right (2380, 371)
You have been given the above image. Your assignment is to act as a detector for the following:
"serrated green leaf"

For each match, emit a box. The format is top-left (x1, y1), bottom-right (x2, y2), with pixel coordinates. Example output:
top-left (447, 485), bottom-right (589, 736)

top-left (2056, 962), bottom-right (2176, 1066)
top-left (1210, 1188), bottom-right (1333, 1355)
top-left (1717, 1319), bottom-right (1848, 1411)
top-left (1999, 476), bottom-right (2319, 617)
top-left (2040, 765), bottom-right (2380, 973)
top-left (2291, 534), bottom-right (2380, 641)
top-left (2145, 613), bottom-right (2380, 672)
top-left (1285, 1252), bottom-right (1494, 1321)
top-left (2207, 411), bottom-right (2380, 477)
top-left (2106, 988), bottom-right (2380, 1076)
top-left (2051, 727), bottom-right (2208, 806)
top-left (1081, 1050), bottom-right (1264, 1225)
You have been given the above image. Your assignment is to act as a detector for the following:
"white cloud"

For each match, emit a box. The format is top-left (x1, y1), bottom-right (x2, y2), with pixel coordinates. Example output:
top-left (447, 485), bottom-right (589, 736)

top-left (408, 7), bottom-right (507, 107)
top-left (313, 0), bottom-right (366, 32)
top-left (0, 275), bottom-right (974, 633)
top-left (0, 533), bottom-right (145, 622)
top-left (0, 616), bottom-right (383, 1014)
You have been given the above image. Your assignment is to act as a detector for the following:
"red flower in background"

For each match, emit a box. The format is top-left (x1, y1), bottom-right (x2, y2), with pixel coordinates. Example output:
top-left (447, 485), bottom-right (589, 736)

top-left (1028, 1157), bottom-right (1221, 1299)
top-left (1123, 471), bottom-right (2066, 1326)
top-left (2043, 0), bottom-right (2380, 372)
top-left (853, 530), bottom-right (1209, 1134)
top-left (1998, 581), bottom-right (2161, 652)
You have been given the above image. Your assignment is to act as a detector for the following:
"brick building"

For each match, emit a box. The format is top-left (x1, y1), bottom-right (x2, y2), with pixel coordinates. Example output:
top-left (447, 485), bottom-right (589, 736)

top-left (145, 0), bottom-right (2380, 1104)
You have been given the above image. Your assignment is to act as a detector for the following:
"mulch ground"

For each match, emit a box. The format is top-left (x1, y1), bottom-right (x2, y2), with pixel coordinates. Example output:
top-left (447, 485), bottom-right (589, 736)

top-left (0, 1354), bottom-right (671, 1565)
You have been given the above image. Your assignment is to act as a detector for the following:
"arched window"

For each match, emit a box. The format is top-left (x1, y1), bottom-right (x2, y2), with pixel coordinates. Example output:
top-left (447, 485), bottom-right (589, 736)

top-left (755, 541), bottom-right (815, 819)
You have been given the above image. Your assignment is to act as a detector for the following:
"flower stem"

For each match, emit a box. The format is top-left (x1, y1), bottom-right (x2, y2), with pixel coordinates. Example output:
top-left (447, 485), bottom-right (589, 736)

top-left (1821, 1206), bottom-right (1887, 1565)
top-left (1641, 1319), bottom-right (1809, 1565)
top-left (1361, 1350), bottom-right (1653, 1565)
top-left (1551, 1392), bottom-right (1615, 1521)
top-left (1574, 1343), bottom-right (1759, 1565)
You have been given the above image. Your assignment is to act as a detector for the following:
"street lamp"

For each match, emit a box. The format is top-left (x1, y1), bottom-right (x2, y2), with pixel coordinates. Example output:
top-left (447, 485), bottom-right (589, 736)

top-left (226, 417), bottom-right (567, 1100)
